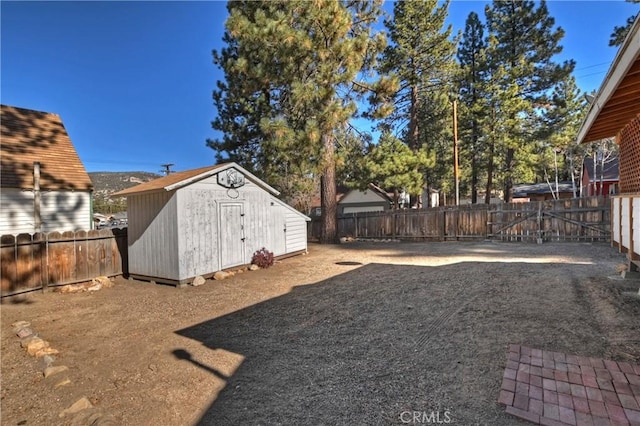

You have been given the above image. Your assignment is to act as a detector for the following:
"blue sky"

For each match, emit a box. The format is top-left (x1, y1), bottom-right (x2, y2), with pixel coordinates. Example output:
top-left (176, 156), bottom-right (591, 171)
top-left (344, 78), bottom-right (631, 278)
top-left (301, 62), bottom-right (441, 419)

top-left (2, 1), bottom-right (638, 174)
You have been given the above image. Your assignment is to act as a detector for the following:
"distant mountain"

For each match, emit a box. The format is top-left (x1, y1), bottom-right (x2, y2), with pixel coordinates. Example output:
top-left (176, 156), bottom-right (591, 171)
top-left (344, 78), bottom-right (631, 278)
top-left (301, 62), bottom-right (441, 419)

top-left (89, 171), bottom-right (161, 213)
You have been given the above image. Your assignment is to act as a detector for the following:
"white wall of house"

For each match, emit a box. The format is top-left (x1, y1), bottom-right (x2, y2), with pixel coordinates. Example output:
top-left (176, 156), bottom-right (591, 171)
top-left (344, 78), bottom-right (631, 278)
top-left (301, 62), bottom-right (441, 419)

top-left (0, 188), bottom-right (91, 235)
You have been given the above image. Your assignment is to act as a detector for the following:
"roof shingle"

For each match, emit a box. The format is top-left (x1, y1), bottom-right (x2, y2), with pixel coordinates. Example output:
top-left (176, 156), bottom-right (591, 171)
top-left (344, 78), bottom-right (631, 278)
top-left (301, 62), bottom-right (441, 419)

top-left (1, 105), bottom-right (93, 190)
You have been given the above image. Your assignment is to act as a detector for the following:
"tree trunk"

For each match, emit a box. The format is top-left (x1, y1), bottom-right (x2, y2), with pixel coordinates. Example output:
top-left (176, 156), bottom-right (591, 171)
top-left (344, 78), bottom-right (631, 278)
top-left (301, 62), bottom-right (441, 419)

top-left (485, 140), bottom-right (494, 204)
top-left (503, 147), bottom-right (515, 203)
top-left (471, 124), bottom-right (478, 204)
top-left (408, 84), bottom-right (422, 208)
top-left (320, 133), bottom-right (337, 244)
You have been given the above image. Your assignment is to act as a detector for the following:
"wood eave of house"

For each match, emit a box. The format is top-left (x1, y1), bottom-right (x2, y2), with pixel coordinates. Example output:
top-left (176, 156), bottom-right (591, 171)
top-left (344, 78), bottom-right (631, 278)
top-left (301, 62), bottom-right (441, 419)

top-left (577, 15), bottom-right (640, 144)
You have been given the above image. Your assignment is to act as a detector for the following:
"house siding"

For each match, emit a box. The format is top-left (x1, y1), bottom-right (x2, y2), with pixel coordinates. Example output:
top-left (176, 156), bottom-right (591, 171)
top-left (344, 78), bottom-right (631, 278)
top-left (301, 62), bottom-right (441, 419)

top-left (0, 188), bottom-right (91, 235)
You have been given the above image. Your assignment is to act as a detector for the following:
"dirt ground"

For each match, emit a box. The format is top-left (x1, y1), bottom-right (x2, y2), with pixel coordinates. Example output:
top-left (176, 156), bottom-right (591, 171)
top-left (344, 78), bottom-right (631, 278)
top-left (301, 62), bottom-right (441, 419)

top-left (2, 241), bottom-right (640, 425)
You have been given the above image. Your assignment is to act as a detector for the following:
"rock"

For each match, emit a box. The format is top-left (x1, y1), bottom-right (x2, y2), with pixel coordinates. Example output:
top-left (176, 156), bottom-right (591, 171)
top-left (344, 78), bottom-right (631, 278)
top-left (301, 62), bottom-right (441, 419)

top-left (93, 276), bottom-right (114, 288)
top-left (12, 320), bottom-right (31, 330)
top-left (55, 378), bottom-right (71, 388)
top-left (42, 355), bottom-right (56, 367)
top-left (213, 271), bottom-right (229, 280)
top-left (44, 365), bottom-right (69, 378)
top-left (20, 336), bottom-right (38, 348)
top-left (191, 276), bottom-right (206, 286)
top-left (25, 338), bottom-right (49, 356)
top-left (249, 264), bottom-right (259, 271)
top-left (16, 327), bottom-right (34, 339)
top-left (35, 347), bottom-right (59, 358)
top-left (59, 397), bottom-right (93, 417)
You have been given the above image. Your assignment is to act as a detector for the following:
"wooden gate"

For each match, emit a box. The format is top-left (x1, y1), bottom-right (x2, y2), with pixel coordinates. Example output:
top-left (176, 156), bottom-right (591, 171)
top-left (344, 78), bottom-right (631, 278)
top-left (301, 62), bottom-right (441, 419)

top-left (488, 197), bottom-right (609, 242)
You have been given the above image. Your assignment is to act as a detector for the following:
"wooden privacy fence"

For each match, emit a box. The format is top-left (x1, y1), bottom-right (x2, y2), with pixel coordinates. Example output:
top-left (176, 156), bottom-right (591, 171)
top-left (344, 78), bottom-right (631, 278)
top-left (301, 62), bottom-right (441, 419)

top-left (310, 197), bottom-right (610, 242)
top-left (1, 228), bottom-right (128, 297)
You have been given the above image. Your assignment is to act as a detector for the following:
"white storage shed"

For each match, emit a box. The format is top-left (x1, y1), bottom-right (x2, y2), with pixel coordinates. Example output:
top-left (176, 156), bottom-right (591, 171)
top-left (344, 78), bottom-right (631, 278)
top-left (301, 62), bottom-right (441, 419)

top-left (114, 163), bottom-right (310, 285)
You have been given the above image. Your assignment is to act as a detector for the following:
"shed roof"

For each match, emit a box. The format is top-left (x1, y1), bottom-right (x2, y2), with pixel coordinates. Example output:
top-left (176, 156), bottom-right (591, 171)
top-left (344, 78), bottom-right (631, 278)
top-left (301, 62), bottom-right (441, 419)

top-left (577, 16), bottom-right (640, 143)
top-left (1, 104), bottom-right (93, 190)
top-left (113, 162), bottom-right (280, 197)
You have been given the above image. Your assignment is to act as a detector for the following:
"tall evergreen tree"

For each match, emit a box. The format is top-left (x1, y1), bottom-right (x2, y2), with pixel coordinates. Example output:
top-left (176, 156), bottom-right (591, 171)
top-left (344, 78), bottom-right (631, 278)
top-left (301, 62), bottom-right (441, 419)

top-left (380, 0), bottom-right (457, 205)
top-left (457, 12), bottom-right (487, 203)
top-left (214, 0), bottom-right (391, 243)
top-left (609, 0), bottom-right (640, 47)
top-left (209, 1), bottom-right (315, 203)
top-left (541, 76), bottom-right (587, 196)
top-left (363, 132), bottom-right (434, 208)
top-left (485, 0), bottom-right (574, 201)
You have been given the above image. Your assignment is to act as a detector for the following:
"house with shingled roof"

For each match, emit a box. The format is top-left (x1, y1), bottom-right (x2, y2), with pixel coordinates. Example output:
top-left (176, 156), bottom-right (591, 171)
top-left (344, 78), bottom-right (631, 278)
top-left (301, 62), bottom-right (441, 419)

top-left (1, 104), bottom-right (94, 234)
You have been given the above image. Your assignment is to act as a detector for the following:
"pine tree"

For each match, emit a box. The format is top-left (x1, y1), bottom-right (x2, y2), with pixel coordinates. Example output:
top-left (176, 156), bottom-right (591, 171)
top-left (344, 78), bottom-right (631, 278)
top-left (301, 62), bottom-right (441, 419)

top-left (209, 1), bottom-right (315, 204)
top-left (457, 12), bottom-right (487, 203)
top-left (363, 132), bottom-right (434, 208)
top-left (484, 0), bottom-right (574, 201)
top-left (541, 76), bottom-right (587, 196)
top-left (610, 0), bottom-right (640, 47)
top-left (216, 0), bottom-right (391, 243)
top-left (380, 0), bottom-right (457, 205)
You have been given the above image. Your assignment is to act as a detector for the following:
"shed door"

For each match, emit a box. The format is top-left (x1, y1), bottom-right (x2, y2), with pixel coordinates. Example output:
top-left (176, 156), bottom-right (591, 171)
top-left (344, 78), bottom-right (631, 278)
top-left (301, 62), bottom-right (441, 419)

top-left (219, 203), bottom-right (245, 269)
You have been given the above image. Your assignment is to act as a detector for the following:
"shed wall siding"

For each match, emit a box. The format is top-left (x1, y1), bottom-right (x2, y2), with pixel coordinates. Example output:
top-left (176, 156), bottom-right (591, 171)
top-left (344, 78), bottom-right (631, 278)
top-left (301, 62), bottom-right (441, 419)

top-left (184, 177), bottom-right (284, 272)
top-left (127, 191), bottom-right (179, 280)
top-left (176, 188), bottom-right (220, 279)
top-left (284, 209), bottom-right (307, 253)
top-left (0, 188), bottom-right (91, 234)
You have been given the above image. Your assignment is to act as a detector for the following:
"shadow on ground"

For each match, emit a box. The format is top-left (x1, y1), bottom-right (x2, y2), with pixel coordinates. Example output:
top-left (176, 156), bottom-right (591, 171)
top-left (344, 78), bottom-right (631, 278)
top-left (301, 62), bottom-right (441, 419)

top-left (175, 260), bottom-right (633, 425)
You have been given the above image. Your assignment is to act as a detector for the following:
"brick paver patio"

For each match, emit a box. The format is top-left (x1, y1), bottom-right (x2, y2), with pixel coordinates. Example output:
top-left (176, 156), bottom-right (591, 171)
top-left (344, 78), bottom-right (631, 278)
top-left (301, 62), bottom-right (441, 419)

top-left (499, 345), bottom-right (640, 426)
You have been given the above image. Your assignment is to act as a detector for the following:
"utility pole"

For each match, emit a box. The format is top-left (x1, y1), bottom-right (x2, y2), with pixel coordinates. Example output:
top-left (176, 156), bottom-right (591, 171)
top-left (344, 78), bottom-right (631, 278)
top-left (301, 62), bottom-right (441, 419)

top-left (160, 163), bottom-right (174, 176)
top-left (452, 100), bottom-right (460, 206)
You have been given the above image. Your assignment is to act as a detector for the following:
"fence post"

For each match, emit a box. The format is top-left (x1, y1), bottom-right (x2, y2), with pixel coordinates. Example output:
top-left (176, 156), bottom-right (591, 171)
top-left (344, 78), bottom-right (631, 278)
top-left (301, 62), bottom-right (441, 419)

top-left (354, 213), bottom-right (358, 239)
top-left (537, 202), bottom-right (542, 244)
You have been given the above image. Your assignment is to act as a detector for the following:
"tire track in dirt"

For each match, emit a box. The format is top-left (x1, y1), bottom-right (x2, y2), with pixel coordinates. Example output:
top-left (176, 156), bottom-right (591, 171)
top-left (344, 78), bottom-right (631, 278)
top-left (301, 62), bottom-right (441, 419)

top-left (414, 288), bottom-right (479, 348)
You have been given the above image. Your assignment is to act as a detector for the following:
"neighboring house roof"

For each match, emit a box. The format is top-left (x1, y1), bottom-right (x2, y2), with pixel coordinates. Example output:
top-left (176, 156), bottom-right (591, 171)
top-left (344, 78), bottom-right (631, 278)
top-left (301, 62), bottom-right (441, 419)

top-left (113, 162), bottom-right (280, 197)
top-left (512, 182), bottom-right (574, 197)
top-left (577, 16), bottom-right (640, 143)
top-left (338, 183), bottom-right (394, 205)
top-left (582, 157), bottom-right (620, 181)
top-left (309, 185), bottom-right (348, 208)
top-left (1, 104), bottom-right (93, 190)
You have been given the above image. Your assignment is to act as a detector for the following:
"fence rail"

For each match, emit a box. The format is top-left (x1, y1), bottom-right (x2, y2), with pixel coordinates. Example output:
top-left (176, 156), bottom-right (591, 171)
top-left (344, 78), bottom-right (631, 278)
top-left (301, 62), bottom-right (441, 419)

top-left (310, 197), bottom-right (610, 243)
top-left (1, 228), bottom-right (128, 297)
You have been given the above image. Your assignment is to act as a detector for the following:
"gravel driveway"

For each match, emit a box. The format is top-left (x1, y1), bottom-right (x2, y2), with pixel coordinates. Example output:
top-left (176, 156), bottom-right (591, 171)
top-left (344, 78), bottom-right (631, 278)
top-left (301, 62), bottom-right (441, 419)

top-left (2, 241), bottom-right (639, 425)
